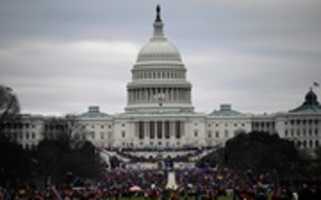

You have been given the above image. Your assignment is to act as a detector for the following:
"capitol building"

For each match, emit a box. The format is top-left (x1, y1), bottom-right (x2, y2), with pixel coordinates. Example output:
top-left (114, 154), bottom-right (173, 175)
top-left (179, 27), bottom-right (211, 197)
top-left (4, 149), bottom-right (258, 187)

top-left (2, 6), bottom-right (321, 161)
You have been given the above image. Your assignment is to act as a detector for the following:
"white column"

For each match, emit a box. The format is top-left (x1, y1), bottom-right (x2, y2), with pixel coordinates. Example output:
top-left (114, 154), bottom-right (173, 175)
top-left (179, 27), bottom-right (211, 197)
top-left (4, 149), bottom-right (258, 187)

top-left (180, 121), bottom-right (184, 137)
top-left (154, 121), bottom-right (157, 139)
top-left (144, 121), bottom-right (148, 139)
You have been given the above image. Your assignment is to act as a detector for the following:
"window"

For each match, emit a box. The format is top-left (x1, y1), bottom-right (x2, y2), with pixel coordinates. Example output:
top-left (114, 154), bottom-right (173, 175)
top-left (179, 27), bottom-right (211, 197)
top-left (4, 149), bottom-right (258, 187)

top-left (285, 130), bottom-right (288, 137)
top-left (26, 132), bottom-right (29, 139)
top-left (122, 131), bottom-right (126, 138)
top-left (121, 123), bottom-right (125, 127)
top-left (315, 128), bottom-right (318, 136)
top-left (100, 132), bottom-right (104, 140)
top-left (261, 122), bottom-right (265, 128)
top-left (208, 131), bottom-right (212, 138)
top-left (225, 130), bottom-right (229, 138)
top-left (216, 131), bottom-right (219, 138)
top-left (234, 123), bottom-right (238, 127)
top-left (194, 130), bottom-right (198, 137)
top-left (31, 132), bottom-right (35, 139)
top-left (108, 124), bottom-right (112, 129)
top-left (101, 125), bottom-right (104, 129)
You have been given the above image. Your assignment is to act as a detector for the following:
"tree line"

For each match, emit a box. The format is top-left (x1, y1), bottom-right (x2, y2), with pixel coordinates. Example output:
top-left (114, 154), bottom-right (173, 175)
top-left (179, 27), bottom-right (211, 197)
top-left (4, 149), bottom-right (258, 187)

top-left (0, 85), bottom-right (105, 187)
top-left (197, 131), bottom-right (321, 181)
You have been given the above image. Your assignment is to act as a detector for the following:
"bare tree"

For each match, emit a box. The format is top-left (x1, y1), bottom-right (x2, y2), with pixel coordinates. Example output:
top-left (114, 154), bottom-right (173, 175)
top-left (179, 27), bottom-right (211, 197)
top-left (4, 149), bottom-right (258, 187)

top-left (0, 85), bottom-right (20, 122)
top-left (41, 114), bottom-right (91, 149)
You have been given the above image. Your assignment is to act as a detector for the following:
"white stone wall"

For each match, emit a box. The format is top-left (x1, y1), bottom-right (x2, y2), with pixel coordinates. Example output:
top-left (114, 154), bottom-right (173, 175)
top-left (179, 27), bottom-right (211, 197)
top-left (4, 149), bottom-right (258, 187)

top-left (78, 119), bottom-right (114, 148)
top-left (275, 114), bottom-right (321, 149)
top-left (4, 110), bottom-right (321, 151)
top-left (205, 116), bottom-right (252, 146)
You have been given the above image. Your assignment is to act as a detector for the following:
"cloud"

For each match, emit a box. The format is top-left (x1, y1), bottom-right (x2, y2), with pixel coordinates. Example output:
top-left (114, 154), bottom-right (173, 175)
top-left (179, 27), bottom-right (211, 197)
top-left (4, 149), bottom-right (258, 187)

top-left (0, 0), bottom-right (321, 115)
top-left (0, 40), bottom-right (140, 114)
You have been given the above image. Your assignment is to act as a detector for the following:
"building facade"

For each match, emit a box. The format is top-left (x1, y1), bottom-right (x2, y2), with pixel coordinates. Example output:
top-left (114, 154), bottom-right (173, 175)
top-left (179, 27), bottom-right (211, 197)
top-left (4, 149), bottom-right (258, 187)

top-left (1, 6), bottom-right (321, 156)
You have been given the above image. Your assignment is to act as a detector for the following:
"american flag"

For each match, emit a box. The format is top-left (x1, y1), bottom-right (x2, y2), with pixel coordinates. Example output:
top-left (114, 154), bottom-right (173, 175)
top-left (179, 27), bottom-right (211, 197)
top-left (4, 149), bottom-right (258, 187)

top-left (314, 81), bottom-right (320, 87)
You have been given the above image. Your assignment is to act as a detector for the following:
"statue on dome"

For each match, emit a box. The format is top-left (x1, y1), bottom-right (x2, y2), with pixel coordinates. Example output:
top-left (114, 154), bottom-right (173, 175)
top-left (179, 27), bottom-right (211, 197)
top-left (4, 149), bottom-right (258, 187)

top-left (156, 5), bottom-right (162, 22)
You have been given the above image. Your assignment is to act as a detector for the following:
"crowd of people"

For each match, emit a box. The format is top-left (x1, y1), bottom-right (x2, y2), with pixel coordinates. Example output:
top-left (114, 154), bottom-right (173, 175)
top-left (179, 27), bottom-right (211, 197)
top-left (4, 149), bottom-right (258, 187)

top-left (1, 168), bottom-right (321, 200)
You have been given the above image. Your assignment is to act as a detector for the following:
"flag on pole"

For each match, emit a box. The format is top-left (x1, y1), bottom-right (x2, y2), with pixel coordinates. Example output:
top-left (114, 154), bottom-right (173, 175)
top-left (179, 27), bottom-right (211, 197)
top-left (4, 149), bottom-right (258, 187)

top-left (51, 186), bottom-right (63, 200)
top-left (313, 81), bottom-right (320, 87)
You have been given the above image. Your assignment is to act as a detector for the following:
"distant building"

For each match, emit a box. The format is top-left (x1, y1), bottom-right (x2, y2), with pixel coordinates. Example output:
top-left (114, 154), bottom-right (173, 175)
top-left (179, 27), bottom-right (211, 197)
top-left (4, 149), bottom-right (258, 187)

top-left (1, 6), bottom-right (320, 158)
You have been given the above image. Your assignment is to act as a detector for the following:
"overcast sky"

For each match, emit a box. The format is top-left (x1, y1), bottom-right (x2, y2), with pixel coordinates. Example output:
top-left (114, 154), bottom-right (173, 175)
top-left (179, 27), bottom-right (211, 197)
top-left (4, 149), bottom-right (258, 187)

top-left (1, 0), bottom-right (321, 115)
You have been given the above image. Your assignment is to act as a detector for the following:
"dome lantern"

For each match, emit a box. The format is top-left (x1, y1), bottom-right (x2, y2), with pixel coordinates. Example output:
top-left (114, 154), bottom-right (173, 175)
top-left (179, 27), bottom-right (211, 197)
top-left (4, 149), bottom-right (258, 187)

top-left (153, 5), bottom-right (164, 39)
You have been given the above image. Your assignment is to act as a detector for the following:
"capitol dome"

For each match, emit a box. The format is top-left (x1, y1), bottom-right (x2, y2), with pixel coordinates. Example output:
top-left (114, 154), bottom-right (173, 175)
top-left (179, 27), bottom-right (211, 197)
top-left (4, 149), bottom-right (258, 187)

top-left (126, 5), bottom-right (193, 113)
top-left (136, 5), bottom-right (182, 64)
top-left (136, 38), bottom-right (182, 63)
